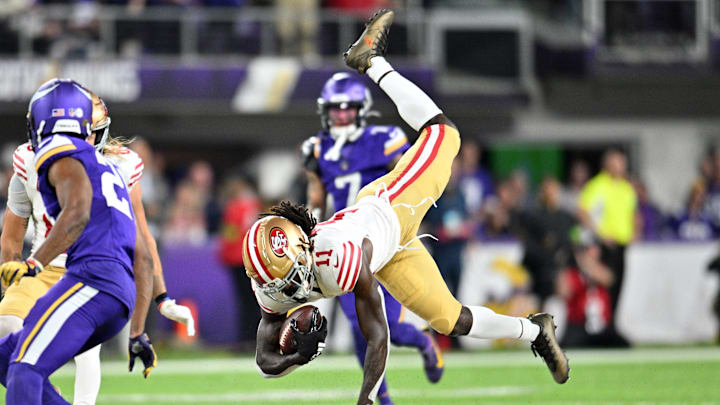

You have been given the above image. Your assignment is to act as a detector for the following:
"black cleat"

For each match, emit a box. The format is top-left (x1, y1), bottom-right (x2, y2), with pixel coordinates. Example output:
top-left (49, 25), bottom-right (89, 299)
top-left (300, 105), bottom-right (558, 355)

top-left (528, 313), bottom-right (570, 384)
top-left (343, 9), bottom-right (394, 74)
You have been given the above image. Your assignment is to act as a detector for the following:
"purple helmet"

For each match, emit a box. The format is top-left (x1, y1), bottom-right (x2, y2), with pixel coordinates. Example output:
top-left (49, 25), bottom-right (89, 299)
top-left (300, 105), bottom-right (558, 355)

top-left (26, 78), bottom-right (94, 151)
top-left (317, 72), bottom-right (374, 132)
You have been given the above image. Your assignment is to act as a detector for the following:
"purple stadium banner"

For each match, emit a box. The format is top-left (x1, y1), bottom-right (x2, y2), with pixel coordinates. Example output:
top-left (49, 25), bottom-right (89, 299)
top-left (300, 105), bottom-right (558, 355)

top-left (160, 240), bottom-right (240, 344)
top-left (0, 59), bottom-right (435, 107)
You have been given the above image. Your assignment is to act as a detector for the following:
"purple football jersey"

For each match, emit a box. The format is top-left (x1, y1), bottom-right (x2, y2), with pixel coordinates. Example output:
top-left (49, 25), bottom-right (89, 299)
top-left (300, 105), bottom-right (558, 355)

top-left (35, 135), bottom-right (136, 310)
top-left (313, 125), bottom-right (409, 212)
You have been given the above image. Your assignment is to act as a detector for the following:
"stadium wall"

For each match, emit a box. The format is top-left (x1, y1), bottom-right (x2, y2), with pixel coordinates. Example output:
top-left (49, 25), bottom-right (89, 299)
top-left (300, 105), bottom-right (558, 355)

top-left (160, 240), bottom-right (719, 347)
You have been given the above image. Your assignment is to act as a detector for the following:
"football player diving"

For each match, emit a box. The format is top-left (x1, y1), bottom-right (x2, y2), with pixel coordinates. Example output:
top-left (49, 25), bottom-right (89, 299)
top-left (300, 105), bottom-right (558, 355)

top-left (245, 10), bottom-right (570, 405)
top-left (302, 72), bottom-right (444, 404)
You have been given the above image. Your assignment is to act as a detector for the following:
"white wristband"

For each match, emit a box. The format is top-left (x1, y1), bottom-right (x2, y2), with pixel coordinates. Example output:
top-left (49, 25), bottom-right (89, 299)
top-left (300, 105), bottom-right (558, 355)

top-left (26, 257), bottom-right (44, 273)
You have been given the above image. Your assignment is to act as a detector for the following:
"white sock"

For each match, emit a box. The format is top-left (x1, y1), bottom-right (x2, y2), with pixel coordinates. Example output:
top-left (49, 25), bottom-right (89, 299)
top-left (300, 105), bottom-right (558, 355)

top-left (366, 56), bottom-right (442, 132)
top-left (73, 344), bottom-right (102, 405)
top-left (467, 306), bottom-right (540, 342)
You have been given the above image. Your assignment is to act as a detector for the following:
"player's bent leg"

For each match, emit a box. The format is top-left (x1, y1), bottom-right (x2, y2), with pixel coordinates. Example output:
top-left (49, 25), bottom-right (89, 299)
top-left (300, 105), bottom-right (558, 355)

top-left (73, 344), bottom-right (102, 405)
top-left (374, 239), bottom-right (462, 336)
top-left (7, 362), bottom-right (69, 405)
top-left (8, 275), bottom-right (129, 404)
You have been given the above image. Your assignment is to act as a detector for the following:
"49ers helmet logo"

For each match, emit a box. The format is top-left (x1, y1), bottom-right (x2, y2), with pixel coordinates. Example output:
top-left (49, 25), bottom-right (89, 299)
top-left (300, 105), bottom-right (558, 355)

top-left (269, 227), bottom-right (289, 257)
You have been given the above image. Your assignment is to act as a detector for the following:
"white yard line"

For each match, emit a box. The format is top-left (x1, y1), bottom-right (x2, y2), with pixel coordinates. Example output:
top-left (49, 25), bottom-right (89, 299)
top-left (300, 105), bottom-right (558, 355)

top-left (97, 386), bottom-right (533, 403)
top-left (54, 346), bottom-right (720, 378)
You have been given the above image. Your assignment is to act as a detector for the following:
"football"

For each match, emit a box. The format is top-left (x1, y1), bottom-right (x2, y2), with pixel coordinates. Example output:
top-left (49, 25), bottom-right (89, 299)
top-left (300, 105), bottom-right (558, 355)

top-left (279, 305), bottom-right (322, 355)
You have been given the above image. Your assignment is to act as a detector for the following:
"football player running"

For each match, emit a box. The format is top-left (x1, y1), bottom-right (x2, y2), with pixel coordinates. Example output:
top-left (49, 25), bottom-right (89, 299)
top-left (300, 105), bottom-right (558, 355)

top-left (302, 72), bottom-right (443, 404)
top-left (247, 10), bottom-right (570, 405)
top-left (0, 89), bottom-right (195, 404)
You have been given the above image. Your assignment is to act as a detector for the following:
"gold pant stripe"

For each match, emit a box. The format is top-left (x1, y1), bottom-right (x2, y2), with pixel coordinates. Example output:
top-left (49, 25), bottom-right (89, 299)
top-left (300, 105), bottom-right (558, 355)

top-left (15, 281), bottom-right (83, 362)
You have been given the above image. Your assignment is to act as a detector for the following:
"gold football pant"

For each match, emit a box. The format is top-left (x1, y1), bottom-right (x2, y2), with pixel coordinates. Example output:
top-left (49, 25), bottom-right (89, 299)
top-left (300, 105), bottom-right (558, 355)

top-left (358, 124), bottom-right (463, 335)
top-left (0, 265), bottom-right (66, 318)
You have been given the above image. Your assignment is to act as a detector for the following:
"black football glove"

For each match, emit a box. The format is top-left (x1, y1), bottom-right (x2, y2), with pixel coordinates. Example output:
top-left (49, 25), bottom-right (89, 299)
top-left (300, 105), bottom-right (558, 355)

top-left (291, 309), bottom-right (328, 363)
top-left (128, 333), bottom-right (157, 378)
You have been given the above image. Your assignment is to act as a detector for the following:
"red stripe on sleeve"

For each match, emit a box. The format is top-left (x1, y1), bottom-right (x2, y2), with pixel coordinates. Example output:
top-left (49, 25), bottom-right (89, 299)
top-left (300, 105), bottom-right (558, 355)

top-left (13, 152), bottom-right (24, 164)
top-left (336, 243), bottom-right (348, 285)
top-left (339, 242), bottom-right (356, 289)
top-left (345, 243), bottom-right (362, 291)
top-left (13, 162), bottom-right (26, 175)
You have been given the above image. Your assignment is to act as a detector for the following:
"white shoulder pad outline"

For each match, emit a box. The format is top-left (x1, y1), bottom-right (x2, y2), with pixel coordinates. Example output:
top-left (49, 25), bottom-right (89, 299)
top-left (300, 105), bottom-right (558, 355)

top-left (33, 135), bottom-right (77, 172)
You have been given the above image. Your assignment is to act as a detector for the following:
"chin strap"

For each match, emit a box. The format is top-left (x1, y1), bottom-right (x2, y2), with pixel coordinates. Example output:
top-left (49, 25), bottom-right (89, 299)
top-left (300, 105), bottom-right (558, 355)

top-left (324, 125), bottom-right (363, 161)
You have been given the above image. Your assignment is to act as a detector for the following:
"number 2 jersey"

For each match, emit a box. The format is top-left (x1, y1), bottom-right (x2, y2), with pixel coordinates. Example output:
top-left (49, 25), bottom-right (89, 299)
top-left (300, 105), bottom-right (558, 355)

top-left (11, 136), bottom-right (142, 310)
top-left (304, 125), bottom-right (409, 212)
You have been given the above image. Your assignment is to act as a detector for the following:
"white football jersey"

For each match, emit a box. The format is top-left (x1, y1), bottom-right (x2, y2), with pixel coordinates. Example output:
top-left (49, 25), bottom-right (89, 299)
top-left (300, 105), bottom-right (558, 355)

top-left (12, 142), bottom-right (143, 268)
top-left (253, 195), bottom-right (401, 315)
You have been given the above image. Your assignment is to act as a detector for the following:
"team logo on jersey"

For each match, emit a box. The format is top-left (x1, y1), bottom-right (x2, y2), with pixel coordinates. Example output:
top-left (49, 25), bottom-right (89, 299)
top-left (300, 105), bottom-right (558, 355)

top-left (269, 227), bottom-right (289, 257)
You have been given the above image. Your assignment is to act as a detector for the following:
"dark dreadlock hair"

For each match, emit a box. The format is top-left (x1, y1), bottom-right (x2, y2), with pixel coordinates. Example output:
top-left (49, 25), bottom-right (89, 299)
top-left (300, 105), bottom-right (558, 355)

top-left (261, 200), bottom-right (317, 237)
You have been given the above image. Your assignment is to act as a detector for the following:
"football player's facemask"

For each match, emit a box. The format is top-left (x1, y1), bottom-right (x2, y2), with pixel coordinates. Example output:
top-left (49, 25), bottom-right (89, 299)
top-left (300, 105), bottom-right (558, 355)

top-left (26, 78), bottom-right (94, 151)
top-left (90, 93), bottom-right (111, 152)
top-left (242, 216), bottom-right (315, 304)
top-left (317, 72), bottom-right (377, 143)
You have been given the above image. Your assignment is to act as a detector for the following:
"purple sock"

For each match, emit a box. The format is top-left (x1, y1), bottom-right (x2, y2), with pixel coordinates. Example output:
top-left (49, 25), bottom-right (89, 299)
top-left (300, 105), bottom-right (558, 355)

top-left (389, 320), bottom-right (430, 349)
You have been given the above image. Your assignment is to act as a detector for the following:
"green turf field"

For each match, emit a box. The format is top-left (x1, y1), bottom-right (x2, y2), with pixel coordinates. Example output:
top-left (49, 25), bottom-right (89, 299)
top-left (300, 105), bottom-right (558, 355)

top-left (9, 347), bottom-right (720, 404)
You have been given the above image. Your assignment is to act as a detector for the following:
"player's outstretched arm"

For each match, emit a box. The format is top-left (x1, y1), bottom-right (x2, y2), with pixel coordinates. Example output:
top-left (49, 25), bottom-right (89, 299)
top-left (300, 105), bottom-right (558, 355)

top-left (31, 157), bottom-right (91, 266)
top-left (128, 217), bottom-right (158, 378)
top-left (352, 238), bottom-right (389, 405)
top-left (255, 311), bottom-right (309, 378)
top-left (130, 184), bottom-right (195, 336)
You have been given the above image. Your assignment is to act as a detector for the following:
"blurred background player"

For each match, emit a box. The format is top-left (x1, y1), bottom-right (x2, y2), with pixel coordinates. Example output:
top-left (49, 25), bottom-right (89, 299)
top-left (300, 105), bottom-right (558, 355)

top-left (302, 72), bottom-right (444, 404)
top-left (0, 82), bottom-right (194, 403)
top-left (0, 78), bottom-right (154, 404)
top-left (577, 148), bottom-right (637, 339)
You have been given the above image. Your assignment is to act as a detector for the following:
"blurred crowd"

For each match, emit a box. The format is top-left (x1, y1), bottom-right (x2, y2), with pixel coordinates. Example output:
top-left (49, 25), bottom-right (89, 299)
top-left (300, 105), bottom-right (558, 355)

top-left (0, 0), bottom-right (580, 59)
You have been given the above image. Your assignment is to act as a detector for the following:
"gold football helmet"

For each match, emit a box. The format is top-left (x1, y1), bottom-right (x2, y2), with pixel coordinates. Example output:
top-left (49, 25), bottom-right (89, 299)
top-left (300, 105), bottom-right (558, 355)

top-left (242, 215), bottom-right (314, 304)
top-left (90, 93), bottom-right (111, 152)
